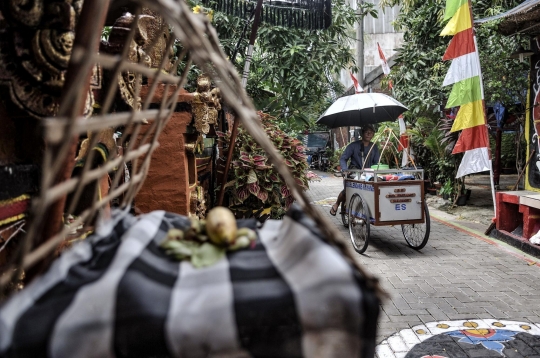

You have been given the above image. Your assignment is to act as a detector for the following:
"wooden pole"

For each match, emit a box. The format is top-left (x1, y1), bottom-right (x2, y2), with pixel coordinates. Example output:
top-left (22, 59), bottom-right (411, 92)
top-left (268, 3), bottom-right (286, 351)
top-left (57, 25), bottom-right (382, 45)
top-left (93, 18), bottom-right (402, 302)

top-left (494, 127), bottom-right (502, 186)
top-left (217, 0), bottom-right (264, 206)
top-left (468, 0), bottom-right (497, 215)
top-left (512, 150), bottom-right (535, 191)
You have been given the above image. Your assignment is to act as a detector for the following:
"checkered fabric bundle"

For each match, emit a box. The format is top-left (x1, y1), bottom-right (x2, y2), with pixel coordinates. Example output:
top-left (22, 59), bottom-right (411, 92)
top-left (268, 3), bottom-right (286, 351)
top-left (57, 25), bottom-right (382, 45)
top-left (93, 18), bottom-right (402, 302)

top-left (0, 207), bottom-right (379, 357)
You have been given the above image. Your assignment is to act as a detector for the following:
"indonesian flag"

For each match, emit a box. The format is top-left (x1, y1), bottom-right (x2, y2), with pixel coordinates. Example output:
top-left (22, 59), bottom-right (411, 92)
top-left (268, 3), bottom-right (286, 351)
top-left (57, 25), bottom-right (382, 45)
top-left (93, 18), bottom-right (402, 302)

top-left (441, 0), bottom-right (490, 177)
top-left (349, 72), bottom-right (363, 93)
top-left (377, 42), bottom-right (391, 75)
top-left (377, 42), bottom-right (393, 89)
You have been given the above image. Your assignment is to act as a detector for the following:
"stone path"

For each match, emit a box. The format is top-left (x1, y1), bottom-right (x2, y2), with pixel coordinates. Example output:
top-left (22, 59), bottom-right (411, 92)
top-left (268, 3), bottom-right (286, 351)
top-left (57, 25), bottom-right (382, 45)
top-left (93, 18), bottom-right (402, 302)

top-left (306, 172), bottom-right (540, 358)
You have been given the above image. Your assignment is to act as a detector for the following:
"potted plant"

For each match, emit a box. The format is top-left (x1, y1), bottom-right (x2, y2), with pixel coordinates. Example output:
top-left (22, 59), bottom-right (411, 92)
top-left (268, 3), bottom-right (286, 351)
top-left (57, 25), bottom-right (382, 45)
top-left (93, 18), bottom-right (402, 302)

top-left (439, 180), bottom-right (453, 200)
top-left (329, 146), bottom-right (345, 172)
top-left (454, 177), bottom-right (468, 206)
top-left (465, 187), bottom-right (472, 200)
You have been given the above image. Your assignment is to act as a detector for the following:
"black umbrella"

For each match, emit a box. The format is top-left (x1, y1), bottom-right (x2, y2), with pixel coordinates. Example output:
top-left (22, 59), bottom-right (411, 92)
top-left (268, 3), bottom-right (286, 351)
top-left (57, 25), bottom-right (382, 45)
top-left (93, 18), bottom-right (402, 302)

top-left (316, 93), bottom-right (408, 128)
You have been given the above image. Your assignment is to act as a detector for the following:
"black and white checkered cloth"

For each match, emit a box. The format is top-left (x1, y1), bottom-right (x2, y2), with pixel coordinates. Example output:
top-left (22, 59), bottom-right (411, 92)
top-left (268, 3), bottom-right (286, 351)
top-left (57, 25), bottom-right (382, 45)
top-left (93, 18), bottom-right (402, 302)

top-left (0, 206), bottom-right (379, 357)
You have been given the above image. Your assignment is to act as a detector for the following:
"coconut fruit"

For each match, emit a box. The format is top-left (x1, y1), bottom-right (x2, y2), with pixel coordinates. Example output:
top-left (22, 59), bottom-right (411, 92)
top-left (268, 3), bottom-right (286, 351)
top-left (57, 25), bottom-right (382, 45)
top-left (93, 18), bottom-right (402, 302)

top-left (205, 207), bottom-right (237, 245)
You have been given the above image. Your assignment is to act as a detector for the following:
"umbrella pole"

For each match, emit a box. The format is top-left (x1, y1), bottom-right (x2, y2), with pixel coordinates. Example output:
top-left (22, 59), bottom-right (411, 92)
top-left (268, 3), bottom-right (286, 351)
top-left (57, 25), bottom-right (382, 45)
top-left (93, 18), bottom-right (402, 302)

top-left (217, 0), bottom-right (264, 206)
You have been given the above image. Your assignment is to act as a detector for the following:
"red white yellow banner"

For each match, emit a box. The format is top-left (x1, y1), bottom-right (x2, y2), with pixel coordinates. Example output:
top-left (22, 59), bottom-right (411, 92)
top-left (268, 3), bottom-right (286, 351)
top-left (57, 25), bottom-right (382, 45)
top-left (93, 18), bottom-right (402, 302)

top-left (441, 0), bottom-right (490, 177)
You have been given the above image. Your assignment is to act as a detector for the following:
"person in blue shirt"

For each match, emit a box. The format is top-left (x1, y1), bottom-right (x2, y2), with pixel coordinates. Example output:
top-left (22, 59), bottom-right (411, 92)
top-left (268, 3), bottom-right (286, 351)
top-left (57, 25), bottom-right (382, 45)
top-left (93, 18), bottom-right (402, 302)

top-left (330, 124), bottom-right (379, 216)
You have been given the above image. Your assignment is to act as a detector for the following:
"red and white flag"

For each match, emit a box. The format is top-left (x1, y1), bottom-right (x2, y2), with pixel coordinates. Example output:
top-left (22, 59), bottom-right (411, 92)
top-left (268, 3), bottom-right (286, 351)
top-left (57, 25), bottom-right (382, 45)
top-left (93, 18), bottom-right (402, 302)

top-left (377, 42), bottom-right (391, 75)
top-left (377, 42), bottom-right (393, 89)
top-left (349, 72), bottom-right (363, 93)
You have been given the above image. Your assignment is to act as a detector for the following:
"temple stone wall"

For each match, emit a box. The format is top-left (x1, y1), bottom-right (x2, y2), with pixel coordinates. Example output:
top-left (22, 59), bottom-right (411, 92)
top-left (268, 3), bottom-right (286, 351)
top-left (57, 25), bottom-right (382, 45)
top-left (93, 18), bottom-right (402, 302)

top-left (134, 84), bottom-right (195, 215)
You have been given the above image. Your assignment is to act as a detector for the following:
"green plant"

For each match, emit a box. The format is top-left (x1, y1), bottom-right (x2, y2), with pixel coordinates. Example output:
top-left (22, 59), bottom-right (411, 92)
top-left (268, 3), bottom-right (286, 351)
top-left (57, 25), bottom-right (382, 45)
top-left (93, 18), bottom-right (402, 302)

top-left (407, 117), bottom-right (456, 185)
top-left (439, 180), bottom-right (453, 197)
top-left (221, 112), bottom-right (309, 220)
top-left (375, 125), bottom-right (402, 168)
top-left (329, 146), bottom-right (346, 170)
top-left (101, 26), bottom-right (111, 41)
top-left (500, 132), bottom-right (521, 168)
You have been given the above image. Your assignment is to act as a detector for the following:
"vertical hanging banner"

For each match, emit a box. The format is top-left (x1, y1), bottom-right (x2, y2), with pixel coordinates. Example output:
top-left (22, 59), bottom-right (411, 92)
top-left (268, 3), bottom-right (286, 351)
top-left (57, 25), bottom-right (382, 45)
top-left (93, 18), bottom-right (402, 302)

top-left (440, 0), bottom-right (491, 178)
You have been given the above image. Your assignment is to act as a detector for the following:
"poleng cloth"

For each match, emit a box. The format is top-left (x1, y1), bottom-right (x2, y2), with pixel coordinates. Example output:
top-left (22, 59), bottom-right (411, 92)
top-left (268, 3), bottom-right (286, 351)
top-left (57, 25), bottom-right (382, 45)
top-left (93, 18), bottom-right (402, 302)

top-left (0, 206), bottom-right (380, 357)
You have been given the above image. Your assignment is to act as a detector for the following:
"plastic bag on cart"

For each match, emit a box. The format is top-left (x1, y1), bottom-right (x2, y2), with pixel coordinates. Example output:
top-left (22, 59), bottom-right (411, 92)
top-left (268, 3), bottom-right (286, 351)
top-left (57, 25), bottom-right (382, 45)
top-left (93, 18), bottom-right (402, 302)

top-left (0, 205), bottom-right (380, 358)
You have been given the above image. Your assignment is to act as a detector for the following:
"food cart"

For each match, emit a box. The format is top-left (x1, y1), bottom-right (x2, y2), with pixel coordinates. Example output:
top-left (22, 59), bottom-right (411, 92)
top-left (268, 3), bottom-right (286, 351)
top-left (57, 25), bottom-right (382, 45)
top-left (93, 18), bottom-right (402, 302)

top-left (316, 92), bottom-right (430, 254)
top-left (344, 168), bottom-right (430, 253)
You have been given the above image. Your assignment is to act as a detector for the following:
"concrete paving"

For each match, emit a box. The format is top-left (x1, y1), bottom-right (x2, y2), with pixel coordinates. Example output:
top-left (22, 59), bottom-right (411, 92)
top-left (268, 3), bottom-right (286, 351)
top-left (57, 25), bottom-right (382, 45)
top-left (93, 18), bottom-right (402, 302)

top-left (306, 171), bottom-right (540, 357)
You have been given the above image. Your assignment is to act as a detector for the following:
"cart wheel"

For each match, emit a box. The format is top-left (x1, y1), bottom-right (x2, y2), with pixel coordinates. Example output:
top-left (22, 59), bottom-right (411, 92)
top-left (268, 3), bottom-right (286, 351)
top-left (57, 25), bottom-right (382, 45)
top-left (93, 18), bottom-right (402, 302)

top-left (348, 193), bottom-right (370, 254)
top-left (401, 202), bottom-right (430, 250)
top-left (341, 201), bottom-right (348, 228)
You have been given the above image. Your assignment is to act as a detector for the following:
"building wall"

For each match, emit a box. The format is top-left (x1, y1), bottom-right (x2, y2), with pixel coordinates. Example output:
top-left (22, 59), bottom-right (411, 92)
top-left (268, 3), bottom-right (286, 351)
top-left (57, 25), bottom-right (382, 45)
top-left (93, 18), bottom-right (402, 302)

top-left (339, 0), bottom-right (403, 90)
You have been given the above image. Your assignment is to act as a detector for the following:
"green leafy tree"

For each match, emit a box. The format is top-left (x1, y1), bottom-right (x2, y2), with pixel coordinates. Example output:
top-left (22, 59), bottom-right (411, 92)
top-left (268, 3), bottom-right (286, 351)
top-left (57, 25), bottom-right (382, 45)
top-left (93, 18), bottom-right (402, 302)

top-left (204, 0), bottom-right (362, 132)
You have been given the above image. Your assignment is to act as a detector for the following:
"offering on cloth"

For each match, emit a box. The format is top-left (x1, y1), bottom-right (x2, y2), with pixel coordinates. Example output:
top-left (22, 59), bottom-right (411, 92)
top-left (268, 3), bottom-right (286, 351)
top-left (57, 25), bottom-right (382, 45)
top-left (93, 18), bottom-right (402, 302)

top-left (0, 206), bottom-right (380, 357)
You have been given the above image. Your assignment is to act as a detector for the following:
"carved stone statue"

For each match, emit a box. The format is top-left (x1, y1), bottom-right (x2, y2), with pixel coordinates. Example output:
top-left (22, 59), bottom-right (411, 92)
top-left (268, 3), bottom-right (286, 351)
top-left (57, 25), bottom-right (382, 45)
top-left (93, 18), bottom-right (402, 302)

top-left (99, 12), bottom-right (152, 114)
top-left (192, 74), bottom-right (221, 135)
top-left (99, 11), bottom-right (173, 115)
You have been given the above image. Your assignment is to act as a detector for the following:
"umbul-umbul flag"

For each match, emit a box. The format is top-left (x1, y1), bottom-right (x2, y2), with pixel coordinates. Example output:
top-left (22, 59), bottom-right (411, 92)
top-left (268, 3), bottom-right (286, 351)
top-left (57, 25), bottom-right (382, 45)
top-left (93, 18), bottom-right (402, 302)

top-left (440, 0), bottom-right (490, 177)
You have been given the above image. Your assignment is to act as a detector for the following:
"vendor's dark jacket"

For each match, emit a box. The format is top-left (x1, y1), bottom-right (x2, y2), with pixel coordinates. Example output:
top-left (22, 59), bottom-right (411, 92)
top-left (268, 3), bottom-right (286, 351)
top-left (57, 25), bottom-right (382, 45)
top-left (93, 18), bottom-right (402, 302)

top-left (340, 141), bottom-right (379, 170)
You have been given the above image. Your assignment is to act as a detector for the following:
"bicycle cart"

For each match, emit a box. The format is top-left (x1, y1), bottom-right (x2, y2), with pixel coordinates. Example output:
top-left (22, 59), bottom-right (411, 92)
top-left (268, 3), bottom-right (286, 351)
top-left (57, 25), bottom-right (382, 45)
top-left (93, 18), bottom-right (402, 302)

top-left (344, 168), bottom-right (430, 254)
top-left (315, 92), bottom-right (425, 253)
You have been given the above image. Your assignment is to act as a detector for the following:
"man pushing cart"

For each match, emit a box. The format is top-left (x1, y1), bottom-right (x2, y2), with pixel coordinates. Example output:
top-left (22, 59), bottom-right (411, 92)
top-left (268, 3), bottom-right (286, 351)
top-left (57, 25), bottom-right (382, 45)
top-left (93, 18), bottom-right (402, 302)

top-left (317, 93), bottom-right (430, 254)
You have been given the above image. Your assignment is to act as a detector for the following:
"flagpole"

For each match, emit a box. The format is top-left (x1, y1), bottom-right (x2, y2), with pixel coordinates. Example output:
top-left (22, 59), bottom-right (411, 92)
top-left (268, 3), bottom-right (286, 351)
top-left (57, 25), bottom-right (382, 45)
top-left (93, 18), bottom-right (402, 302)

top-left (377, 42), bottom-right (409, 167)
top-left (468, 0), bottom-right (497, 215)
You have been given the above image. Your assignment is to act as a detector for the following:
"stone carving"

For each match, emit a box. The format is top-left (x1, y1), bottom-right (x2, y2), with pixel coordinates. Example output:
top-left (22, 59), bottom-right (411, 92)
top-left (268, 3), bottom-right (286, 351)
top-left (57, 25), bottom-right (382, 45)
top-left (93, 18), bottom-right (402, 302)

top-left (100, 13), bottom-right (152, 113)
top-left (100, 11), bottom-right (173, 114)
top-left (140, 8), bottom-right (172, 70)
top-left (192, 74), bottom-right (221, 135)
top-left (0, 0), bottom-right (95, 118)
top-left (190, 185), bottom-right (207, 219)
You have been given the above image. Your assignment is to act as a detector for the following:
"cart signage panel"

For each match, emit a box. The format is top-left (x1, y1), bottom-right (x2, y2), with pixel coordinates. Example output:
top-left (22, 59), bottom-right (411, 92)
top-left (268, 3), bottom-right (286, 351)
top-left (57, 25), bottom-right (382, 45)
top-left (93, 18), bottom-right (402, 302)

top-left (345, 180), bottom-right (375, 220)
top-left (379, 185), bottom-right (422, 221)
top-left (346, 181), bottom-right (374, 192)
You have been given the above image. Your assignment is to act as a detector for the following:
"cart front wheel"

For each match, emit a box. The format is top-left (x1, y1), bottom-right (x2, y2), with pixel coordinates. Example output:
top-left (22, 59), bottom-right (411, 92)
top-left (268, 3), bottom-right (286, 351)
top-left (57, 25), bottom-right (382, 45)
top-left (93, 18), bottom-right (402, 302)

top-left (348, 193), bottom-right (370, 254)
top-left (401, 202), bottom-right (430, 250)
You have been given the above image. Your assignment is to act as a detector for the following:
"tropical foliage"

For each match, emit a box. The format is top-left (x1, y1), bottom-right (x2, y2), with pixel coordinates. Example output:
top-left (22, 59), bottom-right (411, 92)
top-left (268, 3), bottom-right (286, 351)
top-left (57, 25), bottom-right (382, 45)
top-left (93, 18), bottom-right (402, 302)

top-left (407, 117), bottom-right (457, 183)
top-left (220, 112), bottom-right (309, 220)
top-left (194, 0), bottom-right (361, 133)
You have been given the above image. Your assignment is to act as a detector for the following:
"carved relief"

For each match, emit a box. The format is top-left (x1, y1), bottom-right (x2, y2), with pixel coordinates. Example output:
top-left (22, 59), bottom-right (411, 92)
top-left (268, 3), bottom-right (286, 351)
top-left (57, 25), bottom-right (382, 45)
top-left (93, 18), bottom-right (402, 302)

top-left (100, 12), bottom-right (174, 114)
top-left (0, 0), bottom-right (94, 118)
top-left (141, 8), bottom-right (172, 70)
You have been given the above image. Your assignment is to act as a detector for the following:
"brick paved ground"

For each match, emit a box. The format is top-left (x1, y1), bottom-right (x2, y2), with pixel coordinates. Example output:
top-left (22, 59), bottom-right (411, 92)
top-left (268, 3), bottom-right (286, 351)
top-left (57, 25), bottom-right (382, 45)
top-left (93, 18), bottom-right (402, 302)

top-left (306, 171), bottom-right (540, 357)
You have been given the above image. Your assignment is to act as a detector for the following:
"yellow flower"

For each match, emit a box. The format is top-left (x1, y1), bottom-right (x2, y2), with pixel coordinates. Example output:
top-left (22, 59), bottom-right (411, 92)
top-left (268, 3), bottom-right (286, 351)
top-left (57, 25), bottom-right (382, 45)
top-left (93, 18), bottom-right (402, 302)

top-left (207, 9), bottom-right (214, 21)
top-left (192, 5), bottom-right (202, 13)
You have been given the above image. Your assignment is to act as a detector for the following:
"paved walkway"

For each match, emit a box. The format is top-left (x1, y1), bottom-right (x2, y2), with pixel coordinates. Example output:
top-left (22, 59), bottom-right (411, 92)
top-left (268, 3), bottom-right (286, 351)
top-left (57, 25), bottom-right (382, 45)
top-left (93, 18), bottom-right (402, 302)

top-left (306, 172), bottom-right (540, 358)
